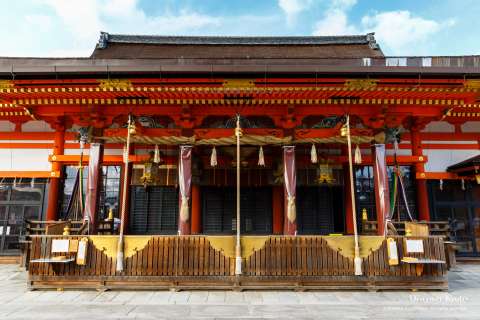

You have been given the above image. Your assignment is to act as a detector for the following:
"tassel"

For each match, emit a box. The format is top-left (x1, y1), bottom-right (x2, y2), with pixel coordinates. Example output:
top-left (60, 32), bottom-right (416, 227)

top-left (210, 147), bottom-right (217, 167)
top-left (310, 144), bottom-right (318, 164)
top-left (180, 195), bottom-right (190, 222)
top-left (258, 146), bottom-right (265, 166)
top-left (153, 144), bottom-right (161, 164)
top-left (287, 196), bottom-right (296, 223)
top-left (354, 144), bottom-right (362, 164)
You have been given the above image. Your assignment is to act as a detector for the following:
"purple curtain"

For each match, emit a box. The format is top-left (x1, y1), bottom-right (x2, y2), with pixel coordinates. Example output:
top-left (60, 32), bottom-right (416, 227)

top-left (84, 142), bottom-right (103, 234)
top-left (283, 146), bottom-right (296, 235)
top-left (178, 145), bottom-right (192, 235)
top-left (372, 144), bottom-right (390, 236)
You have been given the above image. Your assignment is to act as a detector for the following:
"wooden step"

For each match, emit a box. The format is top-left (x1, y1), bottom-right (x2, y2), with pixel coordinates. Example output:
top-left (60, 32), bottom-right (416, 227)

top-left (0, 256), bottom-right (21, 264)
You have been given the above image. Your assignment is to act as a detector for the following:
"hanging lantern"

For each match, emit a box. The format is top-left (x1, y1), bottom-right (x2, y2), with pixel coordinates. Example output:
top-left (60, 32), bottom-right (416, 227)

top-left (476, 174), bottom-right (480, 185)
top-left (461, 178), bottom-right (466, 191)
top-left (310, 144), bottom-right (318, 164)
top-left (318, 161), bottom-right (335, 184)
top-left (210, 146), bottom-right (218, 167)
top-left (153, 144), bottom-right (161, 164)
top-left (354, 144), bottom-right (362, 164)
top-left (258, 146), bottom-right (265, 167)
top-left (439, 179), bottom-right (444, 191)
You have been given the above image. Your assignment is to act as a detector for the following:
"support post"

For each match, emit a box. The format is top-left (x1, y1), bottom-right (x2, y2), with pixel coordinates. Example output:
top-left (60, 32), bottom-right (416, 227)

top-left (344, 163), bottom-right (354, 234)
top-left (191, 184), bottom-right (201, 234)
top-left (272, 185), bottom-right (284, 234)
top-left (84, 142), bottom-right (104, 234)
top-left (411, 127), bottom-right (430, 221)
top-left (283, 146), bottom-right (297, 235)
top-left (46, 122), bottom-right (65, 221)
top-left (178, 145), bottom-right (192, 235)
top-left (372, 143), bottom-right (390, 236)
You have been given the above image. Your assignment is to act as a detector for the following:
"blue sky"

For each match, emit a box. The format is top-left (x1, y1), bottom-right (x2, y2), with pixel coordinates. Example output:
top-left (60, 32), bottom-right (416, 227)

top-left (0, 0), bottom-right (479, 57)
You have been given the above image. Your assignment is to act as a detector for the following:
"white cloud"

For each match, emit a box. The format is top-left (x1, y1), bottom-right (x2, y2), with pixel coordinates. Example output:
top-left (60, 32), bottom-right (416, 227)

top-left (278, 0), bottom-right (313, 25)
top-left (361, 11), bottom-right (456, 54)
top-left (313, 9), bottom-right (358, 36)
top-left (311, 0), bottom-right (456, 55)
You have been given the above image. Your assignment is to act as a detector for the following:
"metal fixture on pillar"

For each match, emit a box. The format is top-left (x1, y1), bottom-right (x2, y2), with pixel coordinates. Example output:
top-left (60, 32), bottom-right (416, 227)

top-left (341, 115), bottom-right (362, 276)
top-left (116, 114), bottom-right (135, 272)
top-left (234, 115), bottom-right (242, 275)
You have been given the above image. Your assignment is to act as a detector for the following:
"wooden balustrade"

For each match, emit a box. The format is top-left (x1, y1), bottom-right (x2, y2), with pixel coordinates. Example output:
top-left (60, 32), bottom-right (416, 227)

top-left (28, 235), bottom-right (448, 290)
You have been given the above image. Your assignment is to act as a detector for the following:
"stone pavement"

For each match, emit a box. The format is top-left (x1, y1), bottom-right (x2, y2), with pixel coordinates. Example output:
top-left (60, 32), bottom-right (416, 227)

top-left (0, 264), bottom-right (479, 319)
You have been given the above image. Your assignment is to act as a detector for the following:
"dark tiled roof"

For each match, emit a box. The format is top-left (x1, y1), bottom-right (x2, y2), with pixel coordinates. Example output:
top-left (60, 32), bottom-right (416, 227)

top-left (98, 32), bottom-right (379, 48)
top-left (447, 154), bottom-right (480, 171)
top-left (92, 32), bottom-right (383, 59)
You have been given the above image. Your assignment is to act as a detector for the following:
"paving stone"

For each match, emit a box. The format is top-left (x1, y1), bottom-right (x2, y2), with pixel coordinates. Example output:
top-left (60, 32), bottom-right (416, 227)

top-left (0, 264), bottom-right (478, 319)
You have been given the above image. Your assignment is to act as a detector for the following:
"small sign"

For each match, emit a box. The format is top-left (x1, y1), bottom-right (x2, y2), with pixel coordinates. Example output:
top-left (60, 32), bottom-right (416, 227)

top-left (76, 238), bottom-right (88, 265)
top-left (6, 226), bottom-right (10, 235)
top-left (387, 238), bottom-right (399, 266)
top-left (405, 239), bottom-right (424, 253)
top-left (51, 239), bottom-right (70, 253)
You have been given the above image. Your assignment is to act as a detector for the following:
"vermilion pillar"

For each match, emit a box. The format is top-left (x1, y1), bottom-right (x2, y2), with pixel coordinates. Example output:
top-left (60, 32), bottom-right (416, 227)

top-left (283, 146), bottom-right (297, 235)
top-left (344, 163), bottom-right (354, 235)
top-left (272, 185), bottom-right (284, 234)
top-left (119, 144), bottom-right (134, 233)
top-left (372, 144), bottom-right (390, 236)
top-left (84, 142), bottom-right (104, 234)
top-left (411, 127), bottom-right (430, 221)
top-left (191, 184), bottom-right (201, 234)
top-left (46, 122), bottom-right (65, 221)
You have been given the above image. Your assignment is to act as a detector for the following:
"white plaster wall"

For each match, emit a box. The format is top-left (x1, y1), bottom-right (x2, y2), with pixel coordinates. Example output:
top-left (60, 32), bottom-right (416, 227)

top-left (424, 149), bottom-right (480, 172)
top-left (104, 148), bottom-right (123, 156)
top-left (0, 148), bottom-right (51, 171)
top-left (21, 120), bottom-right (54, 132)
top-left (422, 121), bottom-right (454, 133)
top-left (461, 121), bottom-right (480, 133)
top-left (0, 121), bottom-right (14, 132)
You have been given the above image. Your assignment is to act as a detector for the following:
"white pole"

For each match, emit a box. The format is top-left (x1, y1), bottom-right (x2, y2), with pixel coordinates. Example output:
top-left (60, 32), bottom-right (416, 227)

top-left (346, 115), bottom-right (362, 275)
top-left (116, 115), bottom-right (132, 272)
top-left (235, 115), bottom-right (242, 275)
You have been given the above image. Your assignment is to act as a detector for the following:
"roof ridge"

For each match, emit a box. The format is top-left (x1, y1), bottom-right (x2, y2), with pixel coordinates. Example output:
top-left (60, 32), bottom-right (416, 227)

top-left (97, 32), bottom-right (379, 49)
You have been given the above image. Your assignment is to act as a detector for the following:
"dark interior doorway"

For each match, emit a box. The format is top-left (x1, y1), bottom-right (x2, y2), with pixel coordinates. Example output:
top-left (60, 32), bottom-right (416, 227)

top-left (202, 186), bottom-right (272, 234)
top-left (296, 186), bottom-right (344, 235)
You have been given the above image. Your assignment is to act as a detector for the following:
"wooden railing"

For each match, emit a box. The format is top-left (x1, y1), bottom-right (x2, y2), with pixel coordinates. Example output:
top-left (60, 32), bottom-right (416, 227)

top-left (28, 235), bottom-right (447, 290)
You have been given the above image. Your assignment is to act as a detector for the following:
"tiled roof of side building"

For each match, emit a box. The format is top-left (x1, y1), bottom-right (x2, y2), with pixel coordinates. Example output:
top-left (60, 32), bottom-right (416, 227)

top-left (98, 32), bottom-right (380, 48)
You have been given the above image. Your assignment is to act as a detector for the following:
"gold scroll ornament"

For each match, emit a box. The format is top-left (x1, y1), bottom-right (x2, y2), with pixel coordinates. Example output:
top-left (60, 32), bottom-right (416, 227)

top-left (89, 236), bottom-right (152, 258)
top-left (207, 236), bottom-right (269, 259)
top-left (323, 236), bottom-right (385, 259)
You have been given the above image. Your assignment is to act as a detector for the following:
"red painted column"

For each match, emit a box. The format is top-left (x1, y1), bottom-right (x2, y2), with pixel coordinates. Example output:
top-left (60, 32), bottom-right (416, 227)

top-left (119, 144), bottom-right (134, 233)
top-left (342, 146), bottom-right (354, 234)
top-left (191, 184), bottom-right (201, 234)
top-left (272, 185), bottom-right (284, 234)
top-left (283, 146), bottom-right (297, 235)
top-left (46, 122), bottom-right (65, 221)
top-left (344, 163), bottom-right (354, 235)
top-left (84, 142), bottom-right (104, 234)
top-left (411, 128), bottom-right (430, 221)
top-left (372, 144), bottom-right (390, 236)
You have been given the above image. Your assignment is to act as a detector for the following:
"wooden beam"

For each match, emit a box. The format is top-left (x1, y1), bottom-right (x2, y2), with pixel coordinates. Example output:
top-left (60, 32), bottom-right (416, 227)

top-left (0, 170), bottom-right (60, 178)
